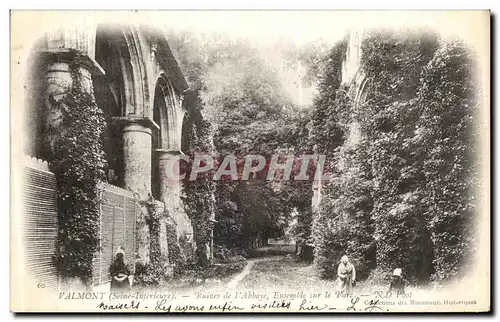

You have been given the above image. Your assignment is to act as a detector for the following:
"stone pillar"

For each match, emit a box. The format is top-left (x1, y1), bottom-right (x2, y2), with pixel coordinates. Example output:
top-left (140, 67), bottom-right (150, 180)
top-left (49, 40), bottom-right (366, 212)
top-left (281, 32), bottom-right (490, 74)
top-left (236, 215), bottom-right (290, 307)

top-left (155, 149), bottom-right (188, 271)
top-left (156, 150), bottom-right (184, 231)
top-left (121, 121), bottom-right (153, 264)
top-left (41, 52), bottom-right (103, 290)
top-left (123, 123), bottom-right (152, 197)
top-left (44, 61), bottom-right (94, 153)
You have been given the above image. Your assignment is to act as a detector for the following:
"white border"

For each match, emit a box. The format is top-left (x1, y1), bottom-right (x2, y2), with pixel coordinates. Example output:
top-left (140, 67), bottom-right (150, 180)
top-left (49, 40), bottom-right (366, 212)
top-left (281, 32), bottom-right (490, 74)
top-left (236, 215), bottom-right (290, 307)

top-left (3, 1), bottom-right (497, 321)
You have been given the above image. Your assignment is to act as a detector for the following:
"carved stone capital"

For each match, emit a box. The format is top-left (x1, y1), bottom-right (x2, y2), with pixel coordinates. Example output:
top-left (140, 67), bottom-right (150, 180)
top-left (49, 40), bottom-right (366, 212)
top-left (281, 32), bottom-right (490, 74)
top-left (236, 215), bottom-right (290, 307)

top-left (39, 49), bottom-right (105, 76)
top-left (112, 116), bottom-right (160, 132)
top-left (154, 149), bottom-right (185, 160)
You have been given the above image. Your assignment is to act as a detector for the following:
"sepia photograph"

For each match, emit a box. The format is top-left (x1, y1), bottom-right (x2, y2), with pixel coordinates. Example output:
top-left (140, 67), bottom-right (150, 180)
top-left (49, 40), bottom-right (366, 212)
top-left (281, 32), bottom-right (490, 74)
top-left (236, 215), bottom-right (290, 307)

top-left (9, 9), bottom-right (490, 313)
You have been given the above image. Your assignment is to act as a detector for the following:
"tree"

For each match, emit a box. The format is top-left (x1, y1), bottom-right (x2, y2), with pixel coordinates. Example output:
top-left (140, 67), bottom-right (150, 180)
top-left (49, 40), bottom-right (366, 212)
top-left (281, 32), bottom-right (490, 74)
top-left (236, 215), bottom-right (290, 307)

top-left (169, 31), bottom-right (307, 253)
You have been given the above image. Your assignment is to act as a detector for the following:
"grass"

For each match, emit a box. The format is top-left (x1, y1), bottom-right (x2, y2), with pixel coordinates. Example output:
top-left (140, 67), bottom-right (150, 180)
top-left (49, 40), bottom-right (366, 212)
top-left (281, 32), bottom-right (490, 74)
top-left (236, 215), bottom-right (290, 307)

top-left (240, 255), bottom-right (334, 291)
top-left (133, 262), bottom-right (246, 293)
top-left (132, 246), bottom-right (438, 300)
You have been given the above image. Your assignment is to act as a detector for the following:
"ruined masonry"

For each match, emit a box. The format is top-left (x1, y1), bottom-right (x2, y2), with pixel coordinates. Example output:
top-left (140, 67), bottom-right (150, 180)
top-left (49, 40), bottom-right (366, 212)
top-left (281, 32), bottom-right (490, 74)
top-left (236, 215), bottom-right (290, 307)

top-left (23, 24), bottom-right (209, 288)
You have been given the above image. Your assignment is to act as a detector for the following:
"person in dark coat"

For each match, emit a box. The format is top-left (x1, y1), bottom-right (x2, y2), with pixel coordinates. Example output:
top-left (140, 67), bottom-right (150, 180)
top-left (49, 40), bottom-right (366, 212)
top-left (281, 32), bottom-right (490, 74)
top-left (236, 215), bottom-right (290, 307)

top-left (109, 248), bottom-right (131, 292)
top-left (389, 268), bottom-right (406, 294)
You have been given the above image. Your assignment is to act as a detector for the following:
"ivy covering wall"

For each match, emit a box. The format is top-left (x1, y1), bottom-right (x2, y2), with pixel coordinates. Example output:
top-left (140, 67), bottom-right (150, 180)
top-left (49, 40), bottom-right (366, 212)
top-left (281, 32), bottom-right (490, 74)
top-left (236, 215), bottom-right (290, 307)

top-left (181, 93), bottom-right (216, 267)
top-left (133, 195), bottom-right (169, 287)
top-left (48, 53), bottom-right (107, 285)
top-left (311, 31), bottom-right (479, 285)
top-left (361, 31), bottom-right (440, 282)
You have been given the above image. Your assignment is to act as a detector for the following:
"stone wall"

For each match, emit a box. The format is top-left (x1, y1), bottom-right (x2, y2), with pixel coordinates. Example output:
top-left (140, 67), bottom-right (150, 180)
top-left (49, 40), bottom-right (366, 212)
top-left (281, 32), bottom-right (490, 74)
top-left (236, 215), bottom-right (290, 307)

top-left (26, 23), bottom-right (194, 269)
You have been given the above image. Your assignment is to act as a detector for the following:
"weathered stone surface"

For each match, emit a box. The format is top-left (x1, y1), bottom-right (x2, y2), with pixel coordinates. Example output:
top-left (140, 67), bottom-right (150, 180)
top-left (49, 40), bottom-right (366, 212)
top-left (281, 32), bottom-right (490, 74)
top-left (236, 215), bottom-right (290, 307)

top-left (121, 122), bottom-right (153, 263)
top-left (156, 150), bottom-right (194, 241)
top-left (159, 217), bottom-right (169, 260)
top-left (30, 24), bottom-right (195, 285)
top-left (123, 123), bottom-right (152, 197)
top-left (44, 61), bottom-right (94, 153)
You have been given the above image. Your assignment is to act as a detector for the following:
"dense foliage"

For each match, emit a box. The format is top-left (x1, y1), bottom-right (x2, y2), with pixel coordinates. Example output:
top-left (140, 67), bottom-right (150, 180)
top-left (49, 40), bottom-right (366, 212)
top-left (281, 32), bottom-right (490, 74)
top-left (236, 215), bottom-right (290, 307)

top-left (205, 56), bottom-right (306, 251)
top-left (181, 100), bottom-right (217, 267)
top-left (132, 195), bottom-right (170, 286)
top-left (168, 32), bottom-right (315, 255)
top-left (311, 30), bottom-right (479, 285)
top-left (361, 31), bottom-right (440, 282)
top-left (416, 41), bottom-right (479, 282)
top-left (49, 53), bottom-right (107, 284)
top-left (165, 216), bottom-right (189, 274)
top-left (310, 36), bottom-right (348, 159)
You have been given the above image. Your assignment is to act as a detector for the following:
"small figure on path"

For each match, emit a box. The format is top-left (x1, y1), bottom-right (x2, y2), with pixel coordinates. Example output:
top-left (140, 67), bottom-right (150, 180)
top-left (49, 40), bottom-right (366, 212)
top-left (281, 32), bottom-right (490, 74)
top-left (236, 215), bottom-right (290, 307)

top-left (110, 247), bottom-right (131, 292)
top-left (337, 255), bottom-right (356, 295)
top-left (389, 268), bottom-right (406, 293)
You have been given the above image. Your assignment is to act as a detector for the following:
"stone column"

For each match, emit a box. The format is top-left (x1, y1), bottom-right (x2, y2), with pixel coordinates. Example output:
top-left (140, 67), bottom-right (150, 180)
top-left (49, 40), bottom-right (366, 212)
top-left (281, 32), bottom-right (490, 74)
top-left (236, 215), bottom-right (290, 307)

top-left (156, 149), bottom-right (184, 232)
top-left (123, 123), bottom-right (152, 196)
top-left (120, 120), bottom-right (154, 264)
top-left (155, 149), bottom-right (187, 272)
top-left (44, 61), bottom-right (72, 153)
top-left (41, 51), bottom-right (103, 291)
top-left (44, 60), bottom-right (95, 153)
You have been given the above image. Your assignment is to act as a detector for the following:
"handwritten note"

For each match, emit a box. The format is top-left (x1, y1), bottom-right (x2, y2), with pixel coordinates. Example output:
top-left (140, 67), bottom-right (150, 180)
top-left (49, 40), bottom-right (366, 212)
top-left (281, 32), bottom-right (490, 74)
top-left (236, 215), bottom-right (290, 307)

top-left (85, 290), bottom-right (406, 312)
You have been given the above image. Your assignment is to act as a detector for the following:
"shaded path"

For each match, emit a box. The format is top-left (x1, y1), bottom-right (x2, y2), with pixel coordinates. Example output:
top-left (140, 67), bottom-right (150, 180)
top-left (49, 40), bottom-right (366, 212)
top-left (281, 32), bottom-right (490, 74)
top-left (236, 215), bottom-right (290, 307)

top-left (236, 254), bottom-right (325, 291)
top-left (224, 243), bottom-right (327, 291)
top-left (227, 260), bottom-right (256, 289)
top-left (147, 244), bottom-right (428, 300)
top-left (227, 247), bottom-right (428, 297)
top-left (227, 256), bottom-right (282, 289)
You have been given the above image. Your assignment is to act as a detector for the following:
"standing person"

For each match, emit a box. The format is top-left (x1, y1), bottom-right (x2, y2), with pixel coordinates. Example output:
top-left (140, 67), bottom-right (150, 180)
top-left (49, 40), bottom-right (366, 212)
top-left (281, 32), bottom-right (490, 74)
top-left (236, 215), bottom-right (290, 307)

top-left (110, 247), bottom-right (131, 292)
top-left (337, 255), bottom-right (356, 295)
top-left (389, 268), bottom-right (406, 294)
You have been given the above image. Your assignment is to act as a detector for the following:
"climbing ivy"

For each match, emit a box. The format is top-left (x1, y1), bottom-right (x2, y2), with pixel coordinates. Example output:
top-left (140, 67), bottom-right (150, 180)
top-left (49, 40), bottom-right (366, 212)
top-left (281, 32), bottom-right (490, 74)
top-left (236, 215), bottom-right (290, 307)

top-left (311, 30), bottom-right (478, 285)
top-left (310, 35), bottom-right (348, 159)
top-left (50, 52), bottom-right (107, 285)
top-left (134, 195), bottom-right (169, 287)
top-left (416, 40), bottom-right (479, 282)
top-left (139, 195), bottom-right (163, 265)
top-left (181, 99), bottom-right (216, 267)
top-left (165, 217), bottom-right (190, 275)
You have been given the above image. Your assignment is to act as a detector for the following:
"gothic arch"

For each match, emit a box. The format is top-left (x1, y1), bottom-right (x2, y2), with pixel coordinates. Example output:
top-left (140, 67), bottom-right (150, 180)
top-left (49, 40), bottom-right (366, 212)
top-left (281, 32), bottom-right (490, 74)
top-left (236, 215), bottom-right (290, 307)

top-left (122, 27), bottom-right (149, 117)
top-left (93, 25), bottom-right (150, 187)
top-left (153, 72), bottom-right (182, 151)
top-left (151, 73), bottom-right (184, 200)
top-left (93, 25), bottom-right (149, 117)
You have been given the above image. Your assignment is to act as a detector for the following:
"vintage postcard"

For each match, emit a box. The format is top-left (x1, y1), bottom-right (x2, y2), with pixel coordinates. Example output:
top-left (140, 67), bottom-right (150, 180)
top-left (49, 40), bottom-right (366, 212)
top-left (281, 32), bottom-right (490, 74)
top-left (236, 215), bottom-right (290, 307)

top-left (10, 10), bottom-right (490, 313)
